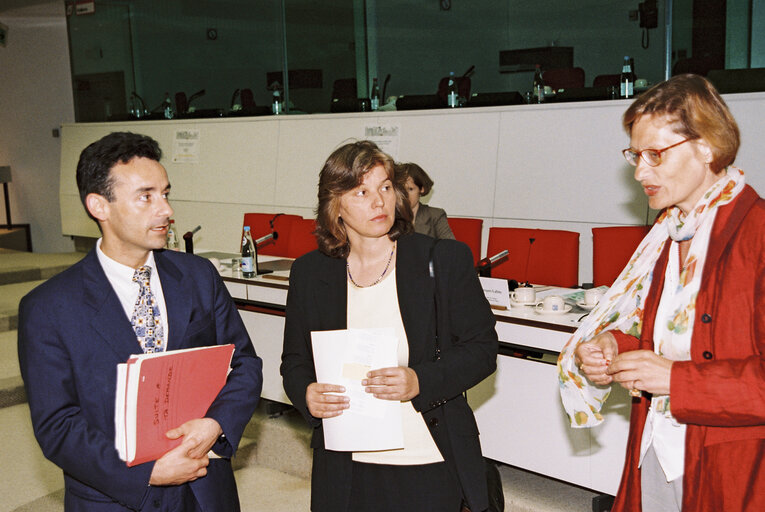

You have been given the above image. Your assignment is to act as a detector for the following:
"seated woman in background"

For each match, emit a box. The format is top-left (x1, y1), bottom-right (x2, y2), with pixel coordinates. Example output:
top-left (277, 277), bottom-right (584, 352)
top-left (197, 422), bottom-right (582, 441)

top-left (398, 162), bottom-right (455, 240)
top-left (281, 141), bottom-right (497, 512)
top-left (558, 74), bottom-right (764, 511)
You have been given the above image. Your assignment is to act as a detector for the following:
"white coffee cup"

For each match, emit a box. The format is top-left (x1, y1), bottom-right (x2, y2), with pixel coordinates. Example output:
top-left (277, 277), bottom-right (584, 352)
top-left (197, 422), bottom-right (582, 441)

top-left (584, 288), bottom-right (604, 306)
top-left (511, 287), bottom-right (536, 304)
top-left (540, 295), bottom-right (565, 312)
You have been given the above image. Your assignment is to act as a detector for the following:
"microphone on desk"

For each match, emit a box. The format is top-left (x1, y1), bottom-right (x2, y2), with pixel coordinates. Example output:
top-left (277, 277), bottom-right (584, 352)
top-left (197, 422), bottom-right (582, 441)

top-left (476, 249), bottom-right (509, 278)
top-left (183, 225), bottom-right (201, 254)
top-left (255, 231), bottom-right (278, 249)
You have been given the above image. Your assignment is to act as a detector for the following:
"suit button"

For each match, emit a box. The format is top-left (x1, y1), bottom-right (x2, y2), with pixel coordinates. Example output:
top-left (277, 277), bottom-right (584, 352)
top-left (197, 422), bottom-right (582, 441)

top-left (428, 417), bottom-right (439, 428)
top-left (429, 402), bottom-right (437, 408)
top-left (153, 499), bottom-right (161, 508)
top-left (701, 314), bottom-right (712, 323)
top-left (703, 351), bottom-right (713, 360)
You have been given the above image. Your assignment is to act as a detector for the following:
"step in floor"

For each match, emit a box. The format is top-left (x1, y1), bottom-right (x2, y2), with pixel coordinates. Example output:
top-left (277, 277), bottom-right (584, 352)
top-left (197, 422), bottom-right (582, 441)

top-left (0, 280), bottom-right (46, 332)
top-left (0, 252), bottom-right (84, 286)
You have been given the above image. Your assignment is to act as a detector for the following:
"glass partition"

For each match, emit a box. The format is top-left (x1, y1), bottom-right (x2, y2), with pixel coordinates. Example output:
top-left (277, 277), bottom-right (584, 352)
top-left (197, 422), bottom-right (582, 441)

top-left (65, 0), bottom-right (764, 122)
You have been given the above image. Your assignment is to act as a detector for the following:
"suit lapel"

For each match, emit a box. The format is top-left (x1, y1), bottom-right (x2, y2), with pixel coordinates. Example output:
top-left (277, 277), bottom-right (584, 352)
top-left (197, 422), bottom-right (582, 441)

top-left (82, 250), bottom-right (144, 360)
top-left (154, 251), bottom-right (191, 351)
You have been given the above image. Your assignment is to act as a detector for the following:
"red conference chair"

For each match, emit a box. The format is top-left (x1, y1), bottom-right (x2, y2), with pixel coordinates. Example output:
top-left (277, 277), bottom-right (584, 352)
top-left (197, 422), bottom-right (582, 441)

top-left (486, 227), bottom-right (579, 287)
top-left (592, 225), bottom-right (651, 287)
top-left (285, 217), bottom-right (318, 259)
top-left (446, 217), bottom-right (483, 265)
top-left (242, 213), bottom-right (301, 257)
top-left (543, 67), bottom-right (585, 90)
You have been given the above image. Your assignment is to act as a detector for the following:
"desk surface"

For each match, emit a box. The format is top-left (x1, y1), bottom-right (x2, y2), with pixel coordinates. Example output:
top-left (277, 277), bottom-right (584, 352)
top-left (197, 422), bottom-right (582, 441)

top-left (212, 254), bottom-right (595, 341)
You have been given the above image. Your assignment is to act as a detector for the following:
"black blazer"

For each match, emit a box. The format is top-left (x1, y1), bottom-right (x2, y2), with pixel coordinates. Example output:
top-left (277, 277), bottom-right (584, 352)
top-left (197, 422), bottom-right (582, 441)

top-left (281, 233), bottom-right (497, 512)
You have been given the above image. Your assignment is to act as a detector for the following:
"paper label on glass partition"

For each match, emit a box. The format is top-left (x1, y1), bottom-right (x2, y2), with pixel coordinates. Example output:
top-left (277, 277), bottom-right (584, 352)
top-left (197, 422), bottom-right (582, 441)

top-left (364, 124), bottom-right (400, 159)
top-left (479, 277), bottom-right (511, 309)
top-left (172, 130), bottom-right (200, 164)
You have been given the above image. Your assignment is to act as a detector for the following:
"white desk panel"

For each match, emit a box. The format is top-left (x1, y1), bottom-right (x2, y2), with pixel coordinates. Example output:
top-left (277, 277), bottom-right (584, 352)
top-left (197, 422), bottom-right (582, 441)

top-left (240, 310), bottom-right (290, 404)
top-left (246, 282), bottom-right (288, 305)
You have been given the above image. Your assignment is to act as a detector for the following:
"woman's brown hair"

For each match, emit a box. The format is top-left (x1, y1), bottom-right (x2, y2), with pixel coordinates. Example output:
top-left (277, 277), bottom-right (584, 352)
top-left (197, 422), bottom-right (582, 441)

top-left (397, 162), bottom-right (434, 196)
top-left (315, 140), bottom-right (413, 258)
top-left (622, 73), bottom-right (739, 173)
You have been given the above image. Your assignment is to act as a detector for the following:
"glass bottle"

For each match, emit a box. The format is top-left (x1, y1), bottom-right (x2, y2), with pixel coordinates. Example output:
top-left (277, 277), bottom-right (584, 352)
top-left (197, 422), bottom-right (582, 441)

top-left (370, 78), bottom-right (380, 111)
top-left (166, 219), bottom-right (178, 250)
top-left (532, 64), bottom-right (545, 103)
top-left (620, 56), bottom-right (634, 98)
top-left (272, 90), bottom-right (283, 115)
top-left (447, 71), bottom-right (459, 108)
top-left (241, 226), bottom-right (255, 278)
top-left (163, 92), bottom-right (175, 119)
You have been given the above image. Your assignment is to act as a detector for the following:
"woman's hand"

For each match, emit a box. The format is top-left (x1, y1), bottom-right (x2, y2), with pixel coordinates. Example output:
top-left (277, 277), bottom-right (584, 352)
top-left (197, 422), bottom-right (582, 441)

top-left (363, 367), bottom-right (420, 401)
top-left (574, 332), bottom-right (618, 386)
top-left (306, 382), bottom-right (349, 418)
top-left (607, 350), bottom-right (673, 395)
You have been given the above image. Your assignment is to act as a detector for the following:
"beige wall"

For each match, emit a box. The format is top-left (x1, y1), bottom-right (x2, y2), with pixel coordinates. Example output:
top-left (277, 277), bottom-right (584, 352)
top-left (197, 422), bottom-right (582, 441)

top-left (0, 2), bottom-right (75, 253)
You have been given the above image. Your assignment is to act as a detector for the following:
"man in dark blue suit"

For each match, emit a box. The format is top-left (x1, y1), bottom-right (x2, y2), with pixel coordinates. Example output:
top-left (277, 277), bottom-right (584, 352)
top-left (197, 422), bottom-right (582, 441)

top-left (18, 132), bottom-right (262, 511)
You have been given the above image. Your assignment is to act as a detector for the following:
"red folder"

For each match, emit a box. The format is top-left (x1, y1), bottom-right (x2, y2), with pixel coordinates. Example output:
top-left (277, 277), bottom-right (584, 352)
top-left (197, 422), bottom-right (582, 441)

top-left (116, 344), bottom-right (235, 467)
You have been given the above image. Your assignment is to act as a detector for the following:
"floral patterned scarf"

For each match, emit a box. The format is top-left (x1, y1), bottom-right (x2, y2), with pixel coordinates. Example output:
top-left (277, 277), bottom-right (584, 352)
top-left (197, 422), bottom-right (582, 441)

top-left (557, 166), bottom-right (745, 427)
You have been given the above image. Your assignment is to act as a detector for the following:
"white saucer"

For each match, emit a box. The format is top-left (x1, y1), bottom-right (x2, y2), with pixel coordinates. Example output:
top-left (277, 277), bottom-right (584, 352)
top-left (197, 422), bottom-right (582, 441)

top-left (576, 301), bottom-right (597, 311)
top-left (534, 304), bottom-right (572, 315)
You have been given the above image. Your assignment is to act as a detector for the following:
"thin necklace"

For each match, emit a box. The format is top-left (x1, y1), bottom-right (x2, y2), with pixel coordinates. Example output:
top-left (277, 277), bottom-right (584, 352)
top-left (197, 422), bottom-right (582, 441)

top-left (347, 241), bottom-right (396, 288)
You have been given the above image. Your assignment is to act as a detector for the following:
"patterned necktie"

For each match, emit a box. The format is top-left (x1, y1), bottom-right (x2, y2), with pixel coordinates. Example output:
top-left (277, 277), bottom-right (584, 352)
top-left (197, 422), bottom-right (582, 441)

top-left (130, 265), bottom-right (165, 353)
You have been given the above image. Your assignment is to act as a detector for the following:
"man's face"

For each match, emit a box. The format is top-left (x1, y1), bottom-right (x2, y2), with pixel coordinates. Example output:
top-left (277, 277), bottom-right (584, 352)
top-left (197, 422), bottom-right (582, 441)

top-left (92, 157), bottom-right (173, 267)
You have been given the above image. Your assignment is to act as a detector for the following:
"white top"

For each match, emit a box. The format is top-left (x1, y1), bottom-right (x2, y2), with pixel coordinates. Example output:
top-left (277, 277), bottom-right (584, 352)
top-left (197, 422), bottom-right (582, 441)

top-left (638, 241), bottom-right (687, 482)
top-left (96, 239), bottom-right (169, 348)
top-left (347, 268), bottom-right (443, 465)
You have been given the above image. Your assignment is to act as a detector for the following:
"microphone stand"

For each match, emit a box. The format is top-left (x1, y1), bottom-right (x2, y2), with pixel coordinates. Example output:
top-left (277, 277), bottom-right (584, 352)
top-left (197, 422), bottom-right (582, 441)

top-left (253, 231), bottom-right (278, 275)
top-left (183, 225), bottom-right (201, 254)
top-left (521, 237), bottom-right (535, 287)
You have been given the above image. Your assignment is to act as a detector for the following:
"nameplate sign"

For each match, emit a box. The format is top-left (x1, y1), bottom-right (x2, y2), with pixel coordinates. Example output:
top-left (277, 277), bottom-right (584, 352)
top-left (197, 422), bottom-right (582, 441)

top-left (479, 277), bottom-right (510, 310)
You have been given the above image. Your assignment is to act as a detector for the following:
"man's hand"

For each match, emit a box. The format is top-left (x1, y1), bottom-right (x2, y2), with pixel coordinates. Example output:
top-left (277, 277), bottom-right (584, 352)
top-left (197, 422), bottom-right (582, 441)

top-left (148, 418), bottom-right (222, 486)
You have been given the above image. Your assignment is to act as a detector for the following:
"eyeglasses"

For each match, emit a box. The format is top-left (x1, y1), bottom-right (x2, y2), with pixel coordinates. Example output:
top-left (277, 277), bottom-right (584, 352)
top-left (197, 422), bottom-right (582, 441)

top-left (622, 138), bottom-right (692, 167)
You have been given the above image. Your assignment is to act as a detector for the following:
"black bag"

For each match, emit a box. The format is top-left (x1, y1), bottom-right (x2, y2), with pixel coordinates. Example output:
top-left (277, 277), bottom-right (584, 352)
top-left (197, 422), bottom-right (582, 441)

top-left (429, 241), bottom-right (505, 512)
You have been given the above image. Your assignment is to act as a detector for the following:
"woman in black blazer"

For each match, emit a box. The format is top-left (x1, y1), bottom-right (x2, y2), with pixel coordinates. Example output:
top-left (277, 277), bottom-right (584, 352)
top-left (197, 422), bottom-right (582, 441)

top-left (280, 141), bottom-right (497, 512)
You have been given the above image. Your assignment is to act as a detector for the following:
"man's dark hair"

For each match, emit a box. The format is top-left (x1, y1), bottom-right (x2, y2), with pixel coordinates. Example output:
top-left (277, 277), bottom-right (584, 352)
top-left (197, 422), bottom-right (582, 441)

top-left (76, 132), bottom-right (162, 218)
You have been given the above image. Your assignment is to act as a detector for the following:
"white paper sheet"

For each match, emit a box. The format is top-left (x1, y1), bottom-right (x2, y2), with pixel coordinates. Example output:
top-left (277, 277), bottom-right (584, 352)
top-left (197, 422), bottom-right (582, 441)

top-left (311, 328), bottom-right (404, 452)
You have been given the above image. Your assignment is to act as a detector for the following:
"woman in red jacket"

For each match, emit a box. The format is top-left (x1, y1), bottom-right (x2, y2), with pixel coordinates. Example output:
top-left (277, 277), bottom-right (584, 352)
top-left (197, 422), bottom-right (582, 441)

top-left (558, 74), bottom-right (764, 511)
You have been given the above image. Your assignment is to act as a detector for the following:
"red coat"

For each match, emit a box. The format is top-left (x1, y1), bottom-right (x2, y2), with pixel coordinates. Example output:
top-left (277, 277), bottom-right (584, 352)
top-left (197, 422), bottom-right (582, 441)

top-left (610, 185), bottom-right (765, 511)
